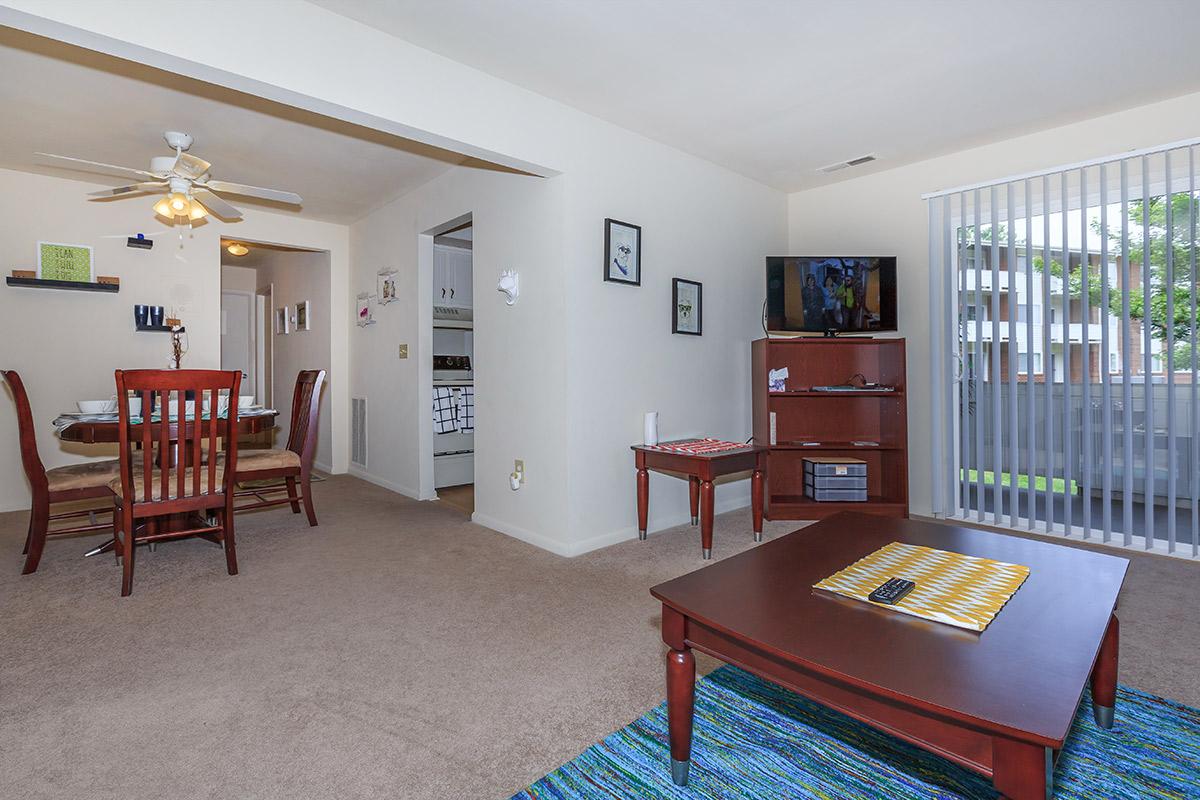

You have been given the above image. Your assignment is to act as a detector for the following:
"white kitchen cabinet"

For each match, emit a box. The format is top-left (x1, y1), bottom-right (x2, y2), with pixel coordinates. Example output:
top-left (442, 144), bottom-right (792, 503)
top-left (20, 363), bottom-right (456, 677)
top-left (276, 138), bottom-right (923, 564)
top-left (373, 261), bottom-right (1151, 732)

top-left (433, 243), bottom-right (472, 309)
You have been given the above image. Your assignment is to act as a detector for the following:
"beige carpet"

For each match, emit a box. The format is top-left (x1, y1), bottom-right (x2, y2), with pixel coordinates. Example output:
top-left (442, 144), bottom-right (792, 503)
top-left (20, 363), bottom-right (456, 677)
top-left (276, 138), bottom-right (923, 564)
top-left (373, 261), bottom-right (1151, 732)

top-left (1, 475), bottom-right (1198, 800)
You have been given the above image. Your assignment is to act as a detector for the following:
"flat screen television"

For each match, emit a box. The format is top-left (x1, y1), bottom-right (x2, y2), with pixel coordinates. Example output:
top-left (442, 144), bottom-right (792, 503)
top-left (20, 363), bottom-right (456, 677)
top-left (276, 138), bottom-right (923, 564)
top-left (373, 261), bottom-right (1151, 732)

top-left (766, 256), bottom-right (897, 334)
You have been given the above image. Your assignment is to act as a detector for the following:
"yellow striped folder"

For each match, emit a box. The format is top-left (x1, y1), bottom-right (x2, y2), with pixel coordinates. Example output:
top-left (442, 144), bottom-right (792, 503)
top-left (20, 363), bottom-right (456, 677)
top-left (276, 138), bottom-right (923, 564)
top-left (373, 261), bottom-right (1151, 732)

top-left (813, 542), bottom-right (1030, 632)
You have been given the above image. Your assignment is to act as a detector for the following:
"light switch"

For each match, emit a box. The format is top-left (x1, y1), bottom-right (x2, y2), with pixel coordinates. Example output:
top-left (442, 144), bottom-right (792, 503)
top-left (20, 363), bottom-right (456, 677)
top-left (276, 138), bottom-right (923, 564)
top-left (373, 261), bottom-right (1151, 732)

top-left (398, 344), bottom-right (408, 359)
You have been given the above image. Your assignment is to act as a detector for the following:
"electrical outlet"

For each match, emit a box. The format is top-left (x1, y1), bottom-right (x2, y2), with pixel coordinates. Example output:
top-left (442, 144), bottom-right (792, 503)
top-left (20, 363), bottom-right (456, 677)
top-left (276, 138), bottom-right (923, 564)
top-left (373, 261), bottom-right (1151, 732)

top-left (514, 459), bottom-right (525, 484)
top-left (398, 344), bottom-right (408, 359)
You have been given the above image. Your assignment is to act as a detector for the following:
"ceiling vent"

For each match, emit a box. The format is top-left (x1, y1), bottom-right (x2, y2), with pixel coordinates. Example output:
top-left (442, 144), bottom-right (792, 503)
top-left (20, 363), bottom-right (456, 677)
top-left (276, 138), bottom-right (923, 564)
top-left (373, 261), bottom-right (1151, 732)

top-left (816, 153), bottom-right (878, 174)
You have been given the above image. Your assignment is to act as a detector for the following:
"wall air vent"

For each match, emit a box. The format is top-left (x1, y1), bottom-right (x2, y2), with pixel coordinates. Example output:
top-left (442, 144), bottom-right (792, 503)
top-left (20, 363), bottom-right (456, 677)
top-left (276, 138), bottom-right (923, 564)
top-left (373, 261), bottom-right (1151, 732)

top-left (817, 153), bottom-right (878, 174)
top-left (352, 397), bottom-right (367, 468)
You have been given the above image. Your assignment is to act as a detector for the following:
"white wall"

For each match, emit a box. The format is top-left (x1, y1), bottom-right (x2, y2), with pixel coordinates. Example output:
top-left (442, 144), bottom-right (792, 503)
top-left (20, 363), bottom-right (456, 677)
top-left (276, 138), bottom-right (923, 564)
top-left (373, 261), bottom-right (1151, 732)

top-left (247, 249), bottom-right (333, 471)
top-left (0, 167), bottom-right (349, 511)
top-left (787, 90), bottom-right (1200, 517)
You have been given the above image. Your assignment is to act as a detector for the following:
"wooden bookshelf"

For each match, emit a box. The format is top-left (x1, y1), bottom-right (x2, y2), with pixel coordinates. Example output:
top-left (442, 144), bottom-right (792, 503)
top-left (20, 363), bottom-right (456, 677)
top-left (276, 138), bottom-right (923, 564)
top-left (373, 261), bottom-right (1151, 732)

top-left (751, 337), bottom-right (909, 519)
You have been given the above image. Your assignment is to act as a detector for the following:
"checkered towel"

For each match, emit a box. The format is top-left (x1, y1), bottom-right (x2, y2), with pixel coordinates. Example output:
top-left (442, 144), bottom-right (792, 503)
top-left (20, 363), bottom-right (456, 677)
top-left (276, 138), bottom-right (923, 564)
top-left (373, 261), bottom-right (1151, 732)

top-left (433, 388), bottom-right (458, 434)
top-left (456, 387), bottom-right (474, 434)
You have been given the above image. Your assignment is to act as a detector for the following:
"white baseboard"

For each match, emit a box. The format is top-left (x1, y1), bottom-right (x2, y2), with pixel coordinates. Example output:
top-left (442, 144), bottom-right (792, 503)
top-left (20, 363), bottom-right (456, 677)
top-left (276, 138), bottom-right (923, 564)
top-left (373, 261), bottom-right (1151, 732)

top-left (470, 495), bottom-right (753, 558)
top-left (470, 512), bottom-right (576, 556)
top-left (313, 460), bottom-right (333, 474)
top-left (347, 465), bottom-right (419, 500)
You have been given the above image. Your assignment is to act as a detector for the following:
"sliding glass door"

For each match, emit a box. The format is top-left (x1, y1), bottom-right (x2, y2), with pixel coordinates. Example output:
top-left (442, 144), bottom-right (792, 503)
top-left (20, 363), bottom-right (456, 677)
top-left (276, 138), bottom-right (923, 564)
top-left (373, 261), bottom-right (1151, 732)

top-left (927, 143), bottom-right (1200, 555)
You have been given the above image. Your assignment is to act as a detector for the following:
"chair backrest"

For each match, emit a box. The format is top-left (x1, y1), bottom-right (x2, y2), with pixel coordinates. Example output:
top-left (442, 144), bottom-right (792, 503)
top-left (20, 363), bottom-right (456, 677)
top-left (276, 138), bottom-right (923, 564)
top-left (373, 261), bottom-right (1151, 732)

top-left (114, 369), bottom-right (241, 507)
top-left (285, 370), bottom-right (326, 468)
top-left (1, 370), bottom-right (47, 493)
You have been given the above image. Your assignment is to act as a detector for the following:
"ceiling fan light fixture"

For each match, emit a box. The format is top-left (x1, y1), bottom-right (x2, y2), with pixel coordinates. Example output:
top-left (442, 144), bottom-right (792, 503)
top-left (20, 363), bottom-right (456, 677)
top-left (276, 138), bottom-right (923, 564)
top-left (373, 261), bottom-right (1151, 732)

top-left (226, 243), bottom-right (249, 256)
top-left (188, 201), bottom-right (208, 221)
top-left (167, 192), bottom-right (190, 215)
top-left (152, 196), bottom-right (174, 218)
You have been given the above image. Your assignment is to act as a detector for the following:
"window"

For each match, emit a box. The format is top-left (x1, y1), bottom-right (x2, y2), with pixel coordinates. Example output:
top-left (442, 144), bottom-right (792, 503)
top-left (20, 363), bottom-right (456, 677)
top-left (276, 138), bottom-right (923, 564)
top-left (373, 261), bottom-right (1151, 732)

top-left (927, 140), bottom-right (1200, 555)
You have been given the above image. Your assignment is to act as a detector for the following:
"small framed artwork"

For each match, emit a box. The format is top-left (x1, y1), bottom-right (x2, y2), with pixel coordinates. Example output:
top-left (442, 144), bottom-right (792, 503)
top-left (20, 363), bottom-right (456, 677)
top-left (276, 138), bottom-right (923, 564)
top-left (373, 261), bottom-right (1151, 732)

top-left (672, 278), bottom-right (702, 335)
top-left (357, 293), bottom-right (376, 327)
top-left (378, 270), bottom-right (398, 304)
top-left (603, 218), bottom-right (641, 286)
top-left (295, 300), bottom-right (311, 331)
top-left (275, 306), bottom-right (290, 335)
top-left (37, 241), bottom-right (94, 282)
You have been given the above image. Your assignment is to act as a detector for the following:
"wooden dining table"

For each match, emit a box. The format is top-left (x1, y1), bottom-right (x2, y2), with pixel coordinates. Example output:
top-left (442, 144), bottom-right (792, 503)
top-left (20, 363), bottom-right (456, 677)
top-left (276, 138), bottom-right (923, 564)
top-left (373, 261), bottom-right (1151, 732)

top-left (54, 407), bottom-right (278, 556)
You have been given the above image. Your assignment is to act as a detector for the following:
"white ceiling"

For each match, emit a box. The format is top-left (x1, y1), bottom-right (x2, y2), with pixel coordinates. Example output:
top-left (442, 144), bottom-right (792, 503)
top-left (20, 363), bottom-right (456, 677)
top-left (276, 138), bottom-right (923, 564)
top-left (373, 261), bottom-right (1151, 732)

top-left (310, 0), bottom-right (1200, 192)
top-left (0, 28), bottom-right (473, 223)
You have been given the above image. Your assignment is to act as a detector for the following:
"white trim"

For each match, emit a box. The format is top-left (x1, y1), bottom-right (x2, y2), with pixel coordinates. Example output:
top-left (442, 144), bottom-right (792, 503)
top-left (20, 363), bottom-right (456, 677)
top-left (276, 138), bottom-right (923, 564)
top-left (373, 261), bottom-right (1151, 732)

top-left (473, 495), bottom-right (752, 558)
top-left (921, 135), bottom-right (1200, 199)
top-left (346, 465), bottom-right (420, 500)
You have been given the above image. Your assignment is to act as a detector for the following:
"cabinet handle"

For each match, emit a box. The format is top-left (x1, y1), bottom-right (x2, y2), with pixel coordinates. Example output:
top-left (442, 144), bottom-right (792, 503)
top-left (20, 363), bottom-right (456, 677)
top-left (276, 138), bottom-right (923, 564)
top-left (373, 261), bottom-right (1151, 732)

top-left (442, 288), bottom-right (446, 299)
top-left (450, 288), bottom-right (455, 299)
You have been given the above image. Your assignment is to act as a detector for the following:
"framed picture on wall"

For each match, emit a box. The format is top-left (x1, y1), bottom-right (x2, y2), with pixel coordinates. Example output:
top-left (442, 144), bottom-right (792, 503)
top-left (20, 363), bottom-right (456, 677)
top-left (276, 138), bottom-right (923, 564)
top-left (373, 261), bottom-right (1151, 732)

top-left (357, 293), bottom-right (376, 327)
top-left (603, 218), bottom-right (641, 285)
top-left (295, 300), bottom-right (311, 331)
top-left (672, 278), bottom-right (702, 335)
top-left (378, 269), bottom-right (398, 304)
top-left (275, 306), bottom-right (290, 335)
top-left (37, 241), bottom-right (94, 282)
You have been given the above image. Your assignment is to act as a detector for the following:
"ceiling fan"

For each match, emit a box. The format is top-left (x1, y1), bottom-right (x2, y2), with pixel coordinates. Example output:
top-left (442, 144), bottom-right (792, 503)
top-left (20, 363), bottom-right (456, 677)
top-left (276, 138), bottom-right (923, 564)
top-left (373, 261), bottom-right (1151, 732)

top-left (37, 131), bottom-right (302, 224)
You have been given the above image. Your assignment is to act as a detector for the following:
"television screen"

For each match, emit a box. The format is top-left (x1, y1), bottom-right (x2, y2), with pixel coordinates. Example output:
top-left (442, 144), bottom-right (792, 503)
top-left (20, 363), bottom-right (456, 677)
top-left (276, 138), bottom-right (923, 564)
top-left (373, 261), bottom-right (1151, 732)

top-left (766, 256), bottom-right (897, 333)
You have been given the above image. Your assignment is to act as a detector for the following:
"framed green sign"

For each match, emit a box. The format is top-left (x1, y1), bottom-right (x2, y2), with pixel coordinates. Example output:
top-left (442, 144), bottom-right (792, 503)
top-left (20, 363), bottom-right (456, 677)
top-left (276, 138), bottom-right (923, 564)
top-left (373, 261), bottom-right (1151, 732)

top-left (37, 241), bottom-right (94, 283)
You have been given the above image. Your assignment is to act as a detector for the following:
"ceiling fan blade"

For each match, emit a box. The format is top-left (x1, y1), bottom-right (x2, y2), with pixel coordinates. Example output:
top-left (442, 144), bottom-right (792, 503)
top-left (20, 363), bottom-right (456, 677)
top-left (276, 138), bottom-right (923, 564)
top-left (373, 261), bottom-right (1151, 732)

top-left (36, 152), bottom-right (159, 181)
top-left (193, 189), bottom-right (243, 221)
top-left (201, 180), bottom-right (302, 205)
top-left (88, 182), bottom-right (168, 198)
top-left (174, 153), bottom-right (211, 178)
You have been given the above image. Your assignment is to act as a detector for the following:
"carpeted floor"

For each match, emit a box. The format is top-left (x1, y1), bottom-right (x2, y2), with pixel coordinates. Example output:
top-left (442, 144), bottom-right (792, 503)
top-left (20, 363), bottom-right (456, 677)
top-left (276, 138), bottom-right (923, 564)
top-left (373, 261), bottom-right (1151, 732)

top-left (1, 474), bottom-right (1198, 800)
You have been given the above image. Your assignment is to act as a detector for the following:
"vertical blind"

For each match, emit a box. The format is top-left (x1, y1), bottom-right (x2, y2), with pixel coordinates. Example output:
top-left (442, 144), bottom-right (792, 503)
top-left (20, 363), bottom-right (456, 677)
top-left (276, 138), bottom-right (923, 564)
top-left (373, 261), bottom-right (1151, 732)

top-left (926, 139), bottom-right (1200, 556)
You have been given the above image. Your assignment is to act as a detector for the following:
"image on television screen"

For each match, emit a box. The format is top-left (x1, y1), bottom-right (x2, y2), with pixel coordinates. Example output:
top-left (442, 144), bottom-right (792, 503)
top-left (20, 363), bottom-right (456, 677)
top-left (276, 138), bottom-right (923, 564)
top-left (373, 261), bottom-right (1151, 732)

top-left (769, 257), bottom-right (895, 333)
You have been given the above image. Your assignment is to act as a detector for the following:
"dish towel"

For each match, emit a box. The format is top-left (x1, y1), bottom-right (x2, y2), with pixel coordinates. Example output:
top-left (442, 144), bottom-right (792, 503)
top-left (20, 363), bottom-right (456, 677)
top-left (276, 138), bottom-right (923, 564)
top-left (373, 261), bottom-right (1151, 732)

top-left (456, 387), bottom-right (474, 433)
top-left (433, 387), bottom-right (458, 434)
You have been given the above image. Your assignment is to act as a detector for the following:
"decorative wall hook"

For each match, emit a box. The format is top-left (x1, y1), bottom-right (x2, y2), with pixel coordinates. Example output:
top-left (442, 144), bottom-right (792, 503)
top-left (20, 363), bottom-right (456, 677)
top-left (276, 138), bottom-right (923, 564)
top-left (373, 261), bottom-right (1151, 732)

top-left (497, 270), bottom-right (519, 305)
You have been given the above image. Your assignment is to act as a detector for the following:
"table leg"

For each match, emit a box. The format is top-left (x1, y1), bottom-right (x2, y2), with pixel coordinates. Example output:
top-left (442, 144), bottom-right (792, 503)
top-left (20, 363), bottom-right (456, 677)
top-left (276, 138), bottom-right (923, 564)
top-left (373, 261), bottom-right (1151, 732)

top-left (689, 477), bottom-right (700, 526)
top-left (1091, 614), bottom-right (1119, 729)
top-left (637, 468), bottom-right (649, 540)
top-left (666, 647), bottom-right (695, 787)
top-left (992, 737), bottom-right (1053, 800)
top-left (700, 480), bottom-right (714, 559)
top-left (752, 469), bottom-right (764, 543)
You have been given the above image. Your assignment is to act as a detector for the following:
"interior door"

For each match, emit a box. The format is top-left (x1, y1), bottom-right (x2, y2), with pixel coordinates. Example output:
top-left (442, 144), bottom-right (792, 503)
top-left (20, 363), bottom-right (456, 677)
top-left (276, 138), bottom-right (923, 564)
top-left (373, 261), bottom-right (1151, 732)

top-left (221, 291), bottom-right (254, 389)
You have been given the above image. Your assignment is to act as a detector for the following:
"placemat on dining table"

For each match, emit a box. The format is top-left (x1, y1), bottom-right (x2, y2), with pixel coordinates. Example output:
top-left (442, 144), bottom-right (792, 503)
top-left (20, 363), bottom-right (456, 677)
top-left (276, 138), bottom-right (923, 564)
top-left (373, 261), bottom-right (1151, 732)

top-left (813, 541), bottom-right (1030, 632)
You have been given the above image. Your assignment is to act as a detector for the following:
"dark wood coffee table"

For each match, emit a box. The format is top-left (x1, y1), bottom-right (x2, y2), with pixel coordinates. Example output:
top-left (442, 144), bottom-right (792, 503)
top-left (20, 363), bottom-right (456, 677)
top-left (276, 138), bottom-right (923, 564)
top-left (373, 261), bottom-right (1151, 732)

top-left (650, 512), bottom-right (1128, 798)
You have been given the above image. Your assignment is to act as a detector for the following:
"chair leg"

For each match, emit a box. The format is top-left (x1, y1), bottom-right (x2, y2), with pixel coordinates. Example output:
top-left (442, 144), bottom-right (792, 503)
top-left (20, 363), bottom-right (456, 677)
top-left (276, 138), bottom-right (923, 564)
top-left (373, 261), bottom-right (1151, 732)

top-left (22, 515), bottom-right (32, 555)
top-left (110, 508), bottom-right (123, 559)
top-left (285, 477), bottom-right (301, 514)
top-left (300, 470), bottom-right (318, 527)
top-left (223, 501), bottom-right (238, 576)
top-left (120, 504), bottom-right (135, 597)
top-left (21, 495), bottom-right (50, 575)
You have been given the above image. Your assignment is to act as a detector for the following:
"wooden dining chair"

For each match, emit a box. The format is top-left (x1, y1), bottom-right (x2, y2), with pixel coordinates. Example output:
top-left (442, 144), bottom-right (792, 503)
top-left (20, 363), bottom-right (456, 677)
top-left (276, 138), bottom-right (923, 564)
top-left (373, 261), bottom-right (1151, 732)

top-left (230, 369), bottom-right (325, 526)
top-left (109, 369), bottom-right (241, 597)
top-left (2, 369), bottom-right (119, 575)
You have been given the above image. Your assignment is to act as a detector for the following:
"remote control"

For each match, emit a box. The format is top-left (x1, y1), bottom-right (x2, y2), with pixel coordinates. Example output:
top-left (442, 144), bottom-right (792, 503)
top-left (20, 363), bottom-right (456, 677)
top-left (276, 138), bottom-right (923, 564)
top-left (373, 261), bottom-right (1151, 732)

top-left (868, 577), bottom-right (915, 605)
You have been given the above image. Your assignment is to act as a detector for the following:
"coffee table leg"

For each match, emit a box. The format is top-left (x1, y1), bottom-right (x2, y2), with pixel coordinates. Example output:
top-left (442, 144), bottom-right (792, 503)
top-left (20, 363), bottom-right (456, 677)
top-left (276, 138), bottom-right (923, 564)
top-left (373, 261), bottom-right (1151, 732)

top-left (666, 647), bottom-right (695, 786)
top-left (993, 738), bottom-right (1052, 800)
top-left (689, 477), bottom-right (700, 526)
top-left (637, 468), bottom-right (649, 540)
top-left (700, 480), bottom-right (714, 559)
top-left (1091, 614), bottom-right (1119, 729)
top-left (752, 469), bottom-right (764, 543)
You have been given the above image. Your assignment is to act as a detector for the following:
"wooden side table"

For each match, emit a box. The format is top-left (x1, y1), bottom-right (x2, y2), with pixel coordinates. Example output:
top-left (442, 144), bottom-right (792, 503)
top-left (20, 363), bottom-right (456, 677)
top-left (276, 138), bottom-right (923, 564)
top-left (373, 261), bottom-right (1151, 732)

top-left (631, 441), bottom-right (767, 558)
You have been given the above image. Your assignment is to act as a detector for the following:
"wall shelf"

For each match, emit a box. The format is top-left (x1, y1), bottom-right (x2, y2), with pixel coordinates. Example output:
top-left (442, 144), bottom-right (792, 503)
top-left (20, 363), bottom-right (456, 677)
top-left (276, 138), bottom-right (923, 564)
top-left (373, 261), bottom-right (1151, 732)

top-left (135, 324), bottom-right (185, 333)
top-left (6, 277), bottom-right (119, 293)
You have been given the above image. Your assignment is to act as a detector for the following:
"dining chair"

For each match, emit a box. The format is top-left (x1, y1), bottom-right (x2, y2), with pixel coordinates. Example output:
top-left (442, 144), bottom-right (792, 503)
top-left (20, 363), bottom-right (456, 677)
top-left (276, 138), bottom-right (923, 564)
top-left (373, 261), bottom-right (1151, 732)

top-left (109, 369), bottom-right (241, 597)
top-left (231, 369), bottom-right (325, 526)
top-left (2, 369), bottom-right (119, 575)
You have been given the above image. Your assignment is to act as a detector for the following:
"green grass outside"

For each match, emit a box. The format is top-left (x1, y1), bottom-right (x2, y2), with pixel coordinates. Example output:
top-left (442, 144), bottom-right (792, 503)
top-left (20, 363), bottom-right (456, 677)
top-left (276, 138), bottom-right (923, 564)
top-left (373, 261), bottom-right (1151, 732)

top-left (963, 469), bottom-right (1079, 495)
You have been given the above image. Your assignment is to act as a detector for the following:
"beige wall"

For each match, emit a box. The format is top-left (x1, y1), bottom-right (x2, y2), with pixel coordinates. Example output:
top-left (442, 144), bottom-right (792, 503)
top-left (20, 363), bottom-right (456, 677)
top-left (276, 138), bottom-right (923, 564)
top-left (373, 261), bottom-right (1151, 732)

top-left (0, 167), bottom-right (349, 511)
top-left (787, 90), bottom-right (1200, 517)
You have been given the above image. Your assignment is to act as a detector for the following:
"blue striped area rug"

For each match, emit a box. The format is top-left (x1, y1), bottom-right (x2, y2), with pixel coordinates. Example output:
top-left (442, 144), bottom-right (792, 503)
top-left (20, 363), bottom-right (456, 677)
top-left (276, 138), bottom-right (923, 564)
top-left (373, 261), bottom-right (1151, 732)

top-left (511, 665), bottom-right (1200, 799)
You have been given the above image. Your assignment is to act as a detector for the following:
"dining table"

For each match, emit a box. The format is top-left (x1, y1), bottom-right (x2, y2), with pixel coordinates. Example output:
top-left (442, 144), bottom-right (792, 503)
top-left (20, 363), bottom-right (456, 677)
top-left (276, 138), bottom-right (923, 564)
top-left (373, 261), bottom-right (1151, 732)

top-left (53, 406), bottom-right (278, 557)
